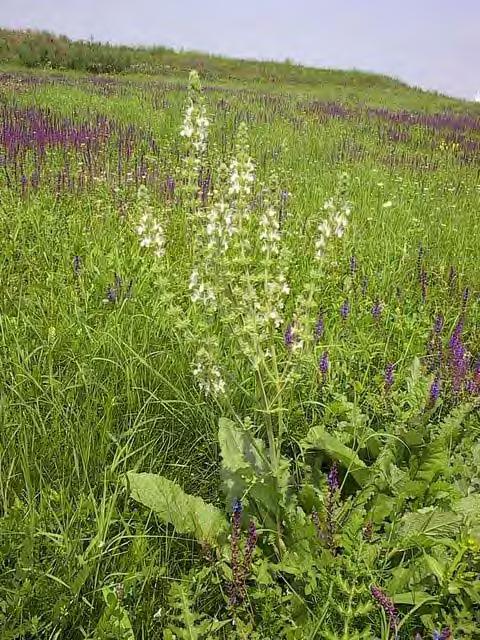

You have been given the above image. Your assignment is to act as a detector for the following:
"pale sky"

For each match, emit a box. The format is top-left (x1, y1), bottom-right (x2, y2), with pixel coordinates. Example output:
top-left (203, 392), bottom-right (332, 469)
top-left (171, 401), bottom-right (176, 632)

top-left (1, 0), bottom-right (479, 100)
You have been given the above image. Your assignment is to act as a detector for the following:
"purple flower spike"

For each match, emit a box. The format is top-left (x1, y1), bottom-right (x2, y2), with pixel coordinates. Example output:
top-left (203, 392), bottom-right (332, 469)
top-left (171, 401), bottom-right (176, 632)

top-left (314, 313), bottom-right (324, 340)
top-left (372, 299), bottom-right (382, 320)
top-left (384, 363), bottom-right (394, 391)
top-left (340, 299), bottom-right (350, 320)
top-left (327, 462), bottom-right (340, 492)
top-left (434, 314), bottom-right (444, 335)
top-left (370, 585), bottom-right (399, 631)
top-left (319, 351), bottom-right (329, 380)
top-left (284, 323), bottom-right (294, 348)
top-left (430, 377), bottom-right (441, 405)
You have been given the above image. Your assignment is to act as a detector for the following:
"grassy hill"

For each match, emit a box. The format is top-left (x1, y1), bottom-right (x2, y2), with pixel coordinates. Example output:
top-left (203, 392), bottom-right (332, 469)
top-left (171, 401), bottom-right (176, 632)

top-left (1, 27), bottom-right (479, 113)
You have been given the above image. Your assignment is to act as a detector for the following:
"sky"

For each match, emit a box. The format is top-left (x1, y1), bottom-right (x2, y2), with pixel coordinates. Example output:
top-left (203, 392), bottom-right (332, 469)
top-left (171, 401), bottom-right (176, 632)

top-left (1, 0), bottom-right (479, 100)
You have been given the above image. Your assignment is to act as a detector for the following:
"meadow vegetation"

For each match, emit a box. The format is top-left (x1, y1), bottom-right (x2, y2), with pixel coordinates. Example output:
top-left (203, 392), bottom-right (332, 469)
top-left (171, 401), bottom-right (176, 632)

top-left (0, 37), bottom-right (479, 640)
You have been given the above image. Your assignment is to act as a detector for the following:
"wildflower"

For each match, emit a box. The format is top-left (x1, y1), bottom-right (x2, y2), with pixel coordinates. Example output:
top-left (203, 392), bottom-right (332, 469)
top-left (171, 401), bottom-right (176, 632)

top-left (462, 286), bottom-right (469, 311)
top-left (284, 320), bottom-right (303, 352)
top-left (242, 520), bottom-right (258, 576)
top-left (430, 376), bottom-right (441, 405)
top-left (135, 186), bottom-right (166, 259)
top-left (259, 205), bottom-right (281, 255)
top-left (340, 299), bottom-right (350, 320)
top-left (229, 498), bottom-right (243, 606)
top-left (372, 299), bottom-right (382, 320)
top-left (319, 351), bottom-right (329, 382)
top-left (449, 320), bottom-right (469, 394)
top-left (384, 363), bottom-right (394, 391)
top-left (370, 585), bottom-right (399, 631)
top-left (434, 313), bottom-right (444, 335)
top-left (314, 313), bottom-right (324, 340)
top-left (328, 462), bottom-right (340, 492)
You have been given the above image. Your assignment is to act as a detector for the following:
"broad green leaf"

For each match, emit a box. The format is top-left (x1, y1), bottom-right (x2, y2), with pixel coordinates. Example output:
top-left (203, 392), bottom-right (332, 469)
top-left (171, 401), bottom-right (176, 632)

top-left (301, 425), bottom-right (369, 485)
top-left (396, 508), bottom-right (461, 545)
top-left (393, 591), bottom-right (436, 606)
top-left (453, 495), bottom-right (480, 522)
top-left (128, 472), bottom-right (227, 544)
top-left (218, 417), bottom-right (290, 516)
top-left (415, 437), bottom-right (448, 484)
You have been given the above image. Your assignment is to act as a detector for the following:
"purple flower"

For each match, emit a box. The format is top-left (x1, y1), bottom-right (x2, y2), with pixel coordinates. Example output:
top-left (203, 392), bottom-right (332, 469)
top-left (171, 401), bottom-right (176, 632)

top-left (449, 320), bottom-right (469, 394)
top-left (430, 376), bottom-right (441, 404)
top-left (328, 462), bottom-right (340, 493)
top-left (371, 299), bottom-right (382, 320)
top-left (314, 313), bottom-right (324, 340)
top-left (319, 351), bottom-right (329, 380)
top-left (340, 299), bottom-right (350, 320)
top-left (229, 498), bottom-right (243, 606)
top-left (370, 585), bottom-right (399, 631)
top-left (284, 323), bottom-right (294, 348)
top-left (243, 520), bottom-right (258, 576)
top-left (434, 314), bottom-right (444, 335)
top-left (384, 363), bottom-right (394, 391)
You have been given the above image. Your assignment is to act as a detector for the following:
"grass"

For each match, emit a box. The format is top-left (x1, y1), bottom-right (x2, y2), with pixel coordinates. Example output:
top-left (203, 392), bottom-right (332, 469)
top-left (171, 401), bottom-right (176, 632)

top-left (0, 56), bottom-right (479, 639)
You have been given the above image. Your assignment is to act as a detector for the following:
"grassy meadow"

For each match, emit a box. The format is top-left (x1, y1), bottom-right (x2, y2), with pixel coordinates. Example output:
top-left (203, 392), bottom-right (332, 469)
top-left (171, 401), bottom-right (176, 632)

top-left (0, 40), bottom-right (479, 640)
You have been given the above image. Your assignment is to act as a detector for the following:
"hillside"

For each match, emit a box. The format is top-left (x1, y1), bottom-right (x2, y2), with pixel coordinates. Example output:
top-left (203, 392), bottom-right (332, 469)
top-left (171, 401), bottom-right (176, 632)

top-left (1, 27), bottom-right (480, 113)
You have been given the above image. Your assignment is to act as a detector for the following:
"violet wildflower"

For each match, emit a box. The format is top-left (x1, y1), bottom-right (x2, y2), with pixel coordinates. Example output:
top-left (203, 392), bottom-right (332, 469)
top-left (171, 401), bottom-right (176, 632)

top-left (384, 363), bottom-right (394, 392)
top-left (314, 313), bottom-right (324, 340)
top-left (434, 314), bottom-right (444, 335)
top-left (319, 350), bottom-right (329, 383)
top-left (340, 299), bottom-right (350, 320)
top-left (229, 498), bottom-right (243, 606)
top-left (449, 320), bottom-right (468, 394)
top-left (242, 519), bottom-right (258, 577)
top-left (372, 299), bottom-right (382, 321)
top-left (370, 585), bottom-right (399, 632)
top-left (284, 323), bottom-right (294, 348)
top-left (430, 376), bottom-right (441, 405)
top-left (328, 462), bottom-right (340, 492)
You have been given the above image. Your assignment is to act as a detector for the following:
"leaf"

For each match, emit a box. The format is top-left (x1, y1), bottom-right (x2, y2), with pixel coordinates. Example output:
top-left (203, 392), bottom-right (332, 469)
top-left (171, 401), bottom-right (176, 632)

top-left (393, 591), bottom-right (436, 606)
top-left (218, 417), bottom-right (290, 516)
top-left (127, 472), bottom-right (227, 544)
top-left (415, 437), bottom-right (448, 485)
top-left (94, 586), bottom-right (134, 640)
top-left (453, 495), bottom-right (480, 522)
top-left (301, 425), bottom-right (369, 485)
top-left (396, 508), bottom-right (461, 545)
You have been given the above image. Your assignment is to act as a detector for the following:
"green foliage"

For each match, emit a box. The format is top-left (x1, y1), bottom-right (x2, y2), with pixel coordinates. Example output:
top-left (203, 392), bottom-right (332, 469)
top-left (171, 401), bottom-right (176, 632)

top-left (128, 472), bottom-right (228, 544)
